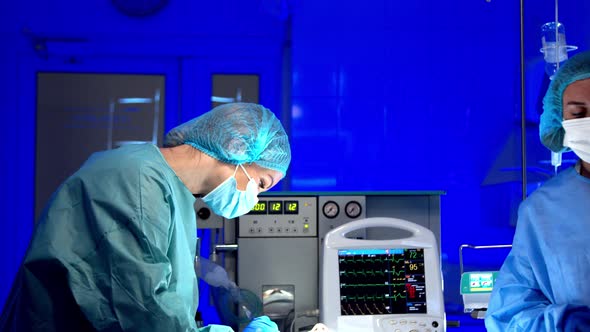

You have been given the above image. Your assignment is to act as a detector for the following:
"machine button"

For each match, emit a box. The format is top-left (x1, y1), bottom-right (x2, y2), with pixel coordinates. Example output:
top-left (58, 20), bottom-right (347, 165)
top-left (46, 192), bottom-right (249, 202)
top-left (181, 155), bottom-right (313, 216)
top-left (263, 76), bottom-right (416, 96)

top-left (256, 227), bottom-right (262, 233)
top-left (432, 321), bottom-right (439, 328)
top-left (196, 207), bottom-right (211, 220)
top-left (249, 227), bottom-right (255, 233)
top-left (410, 320), bottom-right (417, 325)
top-left (285, 227), bottom-right (290, 233)
top-left (389, 320), bottom-right (397, 325)
top-left (268, 227), bottom-right (275, 233)
top-left (292, 227), bottom-right (298, 233)
top-left (277, 227), bottom-right (283, 233)
top-left (400, 319), bottom-right (407, 325)
top-left (419, 322), bottom-right (427, 326)
top-left (409, 330), bottom-right (419, 332)
top-left (394, 329), bottom-right (401, 332)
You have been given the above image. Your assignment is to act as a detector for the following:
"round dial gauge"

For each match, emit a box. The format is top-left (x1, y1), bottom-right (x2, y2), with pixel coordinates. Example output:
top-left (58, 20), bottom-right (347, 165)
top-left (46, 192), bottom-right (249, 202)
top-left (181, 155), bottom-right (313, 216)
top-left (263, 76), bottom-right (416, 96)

top-left (322, 201), bottom-right (340, 219)
top-left (345, 201), bottom-right (362, 219)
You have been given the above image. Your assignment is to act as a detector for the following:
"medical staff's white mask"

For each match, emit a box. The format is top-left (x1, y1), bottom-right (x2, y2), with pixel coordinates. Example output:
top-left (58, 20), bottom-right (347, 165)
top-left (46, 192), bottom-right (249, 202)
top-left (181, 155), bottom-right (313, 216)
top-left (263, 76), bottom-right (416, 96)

top-left (202, 164), bottom-right (259, 219)
top-left (563, 117), bottom-right (590, 163)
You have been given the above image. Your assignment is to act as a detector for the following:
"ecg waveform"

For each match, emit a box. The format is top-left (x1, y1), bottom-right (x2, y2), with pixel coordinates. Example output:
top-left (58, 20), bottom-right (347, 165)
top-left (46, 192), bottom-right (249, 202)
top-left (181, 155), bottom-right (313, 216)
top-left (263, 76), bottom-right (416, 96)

top-left (339, 268), bottom-right (405, 277)
top-left (339, 256), bottom-right (406, 265)
top-left (338, 248), bottom-right (427, 315)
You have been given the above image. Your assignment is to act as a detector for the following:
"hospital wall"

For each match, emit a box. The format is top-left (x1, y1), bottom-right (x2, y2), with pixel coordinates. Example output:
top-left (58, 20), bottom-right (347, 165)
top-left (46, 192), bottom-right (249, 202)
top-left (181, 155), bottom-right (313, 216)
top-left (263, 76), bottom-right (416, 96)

top-left (1, 0), bottom-right (589, 320)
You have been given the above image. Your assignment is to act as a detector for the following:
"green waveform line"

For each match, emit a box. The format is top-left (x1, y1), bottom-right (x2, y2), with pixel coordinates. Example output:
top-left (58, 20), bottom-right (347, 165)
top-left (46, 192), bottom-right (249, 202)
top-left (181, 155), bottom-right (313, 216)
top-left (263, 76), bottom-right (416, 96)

top-left (388, 257), bottom-right (405, 264)
top-left (341, 283), bottom-right (390, 288)
top-left (341, 269), bottom-right (390, 276)
top-left (386, 293), bottom-right (407, 301)
top-left (363, 257), bottom-right (388, 264)
top-left (343, 292), bottom-right (407, 301)
top-left (388, 283), bottom-right (407, 287)
top-left (343, 294), bottom-right (387, 302)
top-left (386, 269), bottom-right (405, 276)
top-left (341, 255), bottom-right (406, 264)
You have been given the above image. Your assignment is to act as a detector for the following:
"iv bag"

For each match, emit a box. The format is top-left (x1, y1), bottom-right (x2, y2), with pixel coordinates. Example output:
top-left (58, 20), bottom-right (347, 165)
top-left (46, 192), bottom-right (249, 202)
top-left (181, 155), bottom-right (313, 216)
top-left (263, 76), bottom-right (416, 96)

top-left (540, 22), bottom-right (577, 79)
top-left (539, 21), bottom-right (577, 174)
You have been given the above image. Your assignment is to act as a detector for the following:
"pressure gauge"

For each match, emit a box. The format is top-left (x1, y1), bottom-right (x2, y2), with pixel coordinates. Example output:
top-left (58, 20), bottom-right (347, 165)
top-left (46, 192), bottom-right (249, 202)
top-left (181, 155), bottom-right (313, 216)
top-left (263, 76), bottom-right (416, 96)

top-left (322, 201), bottom-right (339, 219)
top-left (345, 201), bottom-right (362, 219)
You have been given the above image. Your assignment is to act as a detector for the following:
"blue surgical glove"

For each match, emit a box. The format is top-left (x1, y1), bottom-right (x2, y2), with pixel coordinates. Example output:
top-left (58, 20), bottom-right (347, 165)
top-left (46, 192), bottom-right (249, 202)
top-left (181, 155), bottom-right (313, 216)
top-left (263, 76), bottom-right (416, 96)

top-left (243, 316), bottom-right (279, 332)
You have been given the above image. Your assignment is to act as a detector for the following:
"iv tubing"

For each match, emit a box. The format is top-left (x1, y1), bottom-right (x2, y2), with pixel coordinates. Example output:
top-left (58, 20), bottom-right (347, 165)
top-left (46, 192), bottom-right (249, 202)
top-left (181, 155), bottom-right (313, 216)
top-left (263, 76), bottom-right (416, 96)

top-left (520, 0), bottom-right (526, 201)
top-left (551, 0), bottom-right (562, 175)
top-left (555, 0), bottom-right (560, 71)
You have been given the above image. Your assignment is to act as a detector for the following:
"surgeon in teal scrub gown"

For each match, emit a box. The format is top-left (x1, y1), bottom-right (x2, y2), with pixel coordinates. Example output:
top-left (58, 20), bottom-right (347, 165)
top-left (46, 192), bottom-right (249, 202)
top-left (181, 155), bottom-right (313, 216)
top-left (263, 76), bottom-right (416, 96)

top-left (0, 102), bottom-right (290, 332)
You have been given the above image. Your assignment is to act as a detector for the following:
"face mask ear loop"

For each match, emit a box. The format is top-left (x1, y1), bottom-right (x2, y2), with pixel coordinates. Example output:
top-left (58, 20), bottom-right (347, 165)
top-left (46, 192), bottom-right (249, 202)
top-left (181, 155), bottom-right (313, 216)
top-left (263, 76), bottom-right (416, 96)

top-left (232, 165), bottom-right (239, 177)
top-left (239, 164), bottom-right (254, 181)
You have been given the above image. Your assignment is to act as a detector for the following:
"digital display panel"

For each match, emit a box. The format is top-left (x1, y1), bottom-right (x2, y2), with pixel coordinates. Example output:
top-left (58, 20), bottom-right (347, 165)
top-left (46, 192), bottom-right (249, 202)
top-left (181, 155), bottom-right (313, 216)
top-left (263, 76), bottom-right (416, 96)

top-left (268, 200), bottom-right (283, 214)
top-left (338, 248), bottom-right (427, 315)
top-left (249, 201), bottom-right (268, 215)
top-left (469, 273), bottom-right (494, 292)
top-left (284, 200), bottom-right (299, 214)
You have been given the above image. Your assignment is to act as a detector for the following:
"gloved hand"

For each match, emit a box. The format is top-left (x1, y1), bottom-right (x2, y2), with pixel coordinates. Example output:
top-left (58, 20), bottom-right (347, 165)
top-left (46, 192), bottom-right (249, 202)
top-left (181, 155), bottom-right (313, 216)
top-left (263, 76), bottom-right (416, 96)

top-left (243, 316), bottom-right (279, 332)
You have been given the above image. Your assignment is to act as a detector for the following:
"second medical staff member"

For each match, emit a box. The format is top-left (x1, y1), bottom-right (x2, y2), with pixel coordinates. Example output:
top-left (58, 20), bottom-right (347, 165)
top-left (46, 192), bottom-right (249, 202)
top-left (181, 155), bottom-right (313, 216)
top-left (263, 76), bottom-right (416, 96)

top-left (0, 103), bottom-right (290, 332)
top-left (486, 51), bottom-right (590, 331)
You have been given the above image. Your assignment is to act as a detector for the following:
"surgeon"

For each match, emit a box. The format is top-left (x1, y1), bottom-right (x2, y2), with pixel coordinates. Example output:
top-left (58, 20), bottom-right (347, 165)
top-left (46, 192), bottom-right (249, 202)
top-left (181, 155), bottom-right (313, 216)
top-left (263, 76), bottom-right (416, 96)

top-left (485, 51), bottom-right (590, 331)
top-left (0, 102), bottom-right (290, 332)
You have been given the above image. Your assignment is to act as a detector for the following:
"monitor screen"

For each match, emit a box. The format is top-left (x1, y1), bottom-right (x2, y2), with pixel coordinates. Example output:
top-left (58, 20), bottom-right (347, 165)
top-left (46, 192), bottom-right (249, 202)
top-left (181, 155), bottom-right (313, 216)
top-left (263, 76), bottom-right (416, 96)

top-left (338, 248), bottom-right (427, 315)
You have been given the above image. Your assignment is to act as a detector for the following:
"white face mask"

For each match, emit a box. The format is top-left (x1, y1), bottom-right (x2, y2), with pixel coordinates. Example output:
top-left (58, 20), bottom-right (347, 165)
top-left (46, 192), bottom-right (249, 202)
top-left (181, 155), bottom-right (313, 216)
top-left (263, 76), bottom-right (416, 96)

top-left (563, 117), bottom-right (590, 163)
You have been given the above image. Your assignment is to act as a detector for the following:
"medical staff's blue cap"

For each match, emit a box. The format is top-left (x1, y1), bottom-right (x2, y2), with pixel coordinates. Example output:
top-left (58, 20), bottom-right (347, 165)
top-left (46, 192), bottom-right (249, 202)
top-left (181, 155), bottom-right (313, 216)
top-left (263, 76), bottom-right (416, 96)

top-left (541, 50), bottom-right (590, 152)
top-left (164, 103), bottom-right (291, 176)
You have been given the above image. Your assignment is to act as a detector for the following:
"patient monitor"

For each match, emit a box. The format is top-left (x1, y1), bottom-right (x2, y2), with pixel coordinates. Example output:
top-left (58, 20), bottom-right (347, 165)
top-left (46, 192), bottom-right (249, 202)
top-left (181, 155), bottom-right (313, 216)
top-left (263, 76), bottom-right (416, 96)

top-left (321, 218), bottom-right (445, 332)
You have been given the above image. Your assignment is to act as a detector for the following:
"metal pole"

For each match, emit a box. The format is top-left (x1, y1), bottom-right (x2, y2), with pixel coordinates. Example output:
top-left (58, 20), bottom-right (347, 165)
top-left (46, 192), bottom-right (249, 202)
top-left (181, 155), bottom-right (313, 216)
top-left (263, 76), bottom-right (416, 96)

top-left (520, 0), bottom-right (527, 201)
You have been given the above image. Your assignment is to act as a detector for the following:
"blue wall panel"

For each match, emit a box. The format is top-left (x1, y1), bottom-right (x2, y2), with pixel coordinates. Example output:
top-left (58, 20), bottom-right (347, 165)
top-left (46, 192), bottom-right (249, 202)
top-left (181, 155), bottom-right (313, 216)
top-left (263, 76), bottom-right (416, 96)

top-left (290, 0), bottom-right (521, 317)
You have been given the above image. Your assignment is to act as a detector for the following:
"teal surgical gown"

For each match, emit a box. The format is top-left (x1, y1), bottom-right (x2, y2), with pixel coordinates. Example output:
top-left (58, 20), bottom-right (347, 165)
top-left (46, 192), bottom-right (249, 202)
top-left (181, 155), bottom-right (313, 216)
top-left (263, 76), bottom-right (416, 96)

top-left (0, 144), bottom-right (232, 332)
top-left (485, 165), bottom-right (590, 331)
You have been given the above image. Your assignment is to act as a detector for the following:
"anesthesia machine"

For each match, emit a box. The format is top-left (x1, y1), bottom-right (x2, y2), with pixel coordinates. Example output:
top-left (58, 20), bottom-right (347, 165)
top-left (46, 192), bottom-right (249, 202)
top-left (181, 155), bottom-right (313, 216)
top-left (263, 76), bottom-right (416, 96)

top-left (196, 191), bottom-right (444, 332)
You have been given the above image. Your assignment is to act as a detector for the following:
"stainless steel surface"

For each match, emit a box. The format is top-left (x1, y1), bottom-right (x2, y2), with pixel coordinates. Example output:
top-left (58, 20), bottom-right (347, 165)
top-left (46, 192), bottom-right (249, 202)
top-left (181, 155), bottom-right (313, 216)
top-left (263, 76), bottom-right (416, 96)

top-left (238, 237), bottom-right (318, 332)
top-left (214, 244), bottom-right (238, 253)
top-left (459, 244), bottom-right (512, 275)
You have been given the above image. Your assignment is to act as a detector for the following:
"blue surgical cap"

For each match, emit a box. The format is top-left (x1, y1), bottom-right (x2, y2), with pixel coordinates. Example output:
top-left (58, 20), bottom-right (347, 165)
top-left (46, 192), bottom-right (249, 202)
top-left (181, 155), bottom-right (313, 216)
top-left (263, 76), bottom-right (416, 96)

top-left (541, 50), bottom-right (590, 152)
top-left (164, 103), bottom-right (291, 176)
